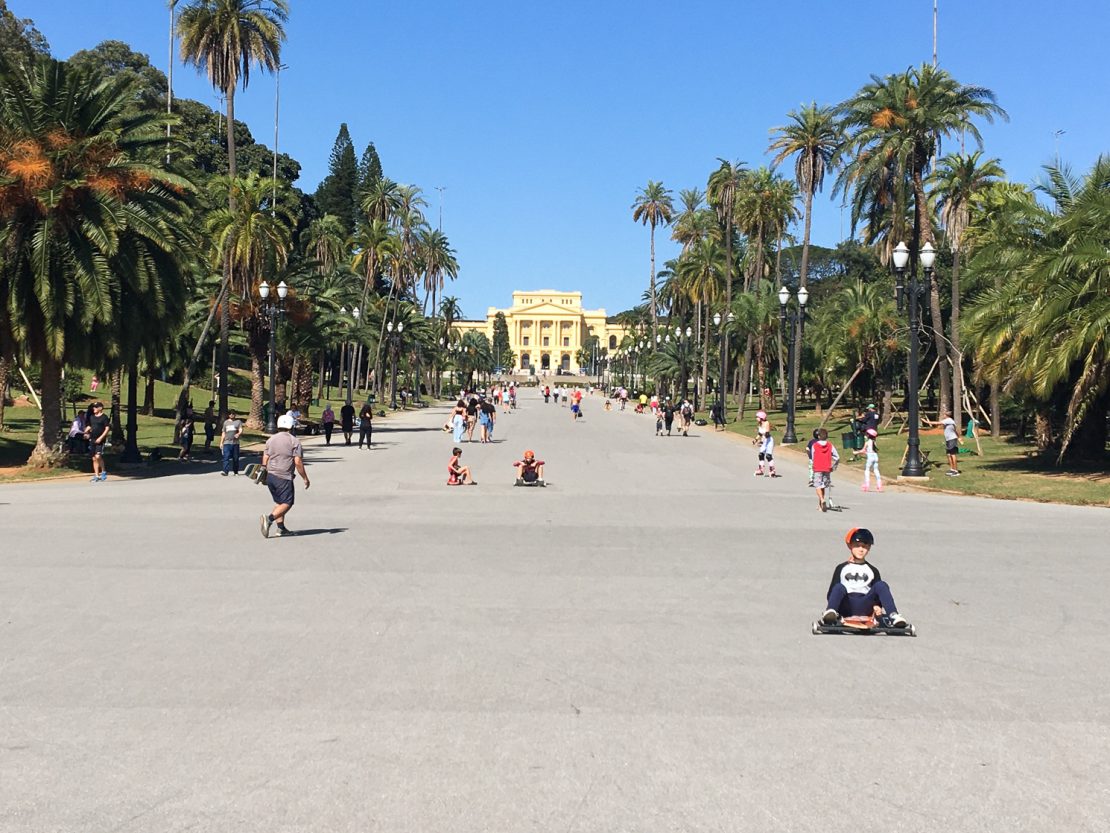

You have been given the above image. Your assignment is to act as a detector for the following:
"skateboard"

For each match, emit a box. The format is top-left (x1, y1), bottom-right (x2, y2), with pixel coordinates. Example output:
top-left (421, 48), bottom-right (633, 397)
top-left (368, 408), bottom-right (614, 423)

top-left (514, 478), bottom-right (546, 487)
top-left (811, 614), bottom-right (916, 637)
top-left (243, 463), bottom-right (268, 485)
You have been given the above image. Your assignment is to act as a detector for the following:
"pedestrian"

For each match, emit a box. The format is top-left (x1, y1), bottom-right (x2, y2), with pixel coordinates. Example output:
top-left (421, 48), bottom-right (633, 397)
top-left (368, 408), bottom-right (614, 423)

top-left (711, 400), bottom-right (725, 431)
top-left (446, 446), bottom-right (477, 485)
top-left (663, 400), bottom-right (676, 436)
top-left (680, 399), bottom-right (694, 436)
top-left (260, 414), bottom-right (310, 538)
top-left (203, 400), bottom-right (217, 452)
top-left (806, 428), bottom-right (820, 487)
top-left (480, 396), bottom-right (497, 442)
top-left (177, 405), bottom-right (195, 461)
top-left (465, 396), bottom-right (479, 442)
top-left (358, 401), bottom-right (373, 448)
top-left (90, 373), bottom-right (99, 392)
top-left (811, 428), bottom-right (840, 512)
top-left (853, 427), bottom-right (883, 492)
top-left (655, 407), bottom-right (664, 436)
top-left (561, 387), bottom-right (568, 406)
top-left (68, 411), bottom-right (89, 455)
top-left (754, 410), bottom-right (777, 477)
top-left (619, 387), bottom-right (628, 410)
top-left (543, 385), bottom-right (550, 404)
top-left (925, 412), bottom-right (961, 476)
top-left (221, 409), bottom-right (243, 475)
top-left (321, 403), bottom-right (335, 446)
top-left (502, 387), bottom-right (512, 414)
top-left (340, 401), bottom-right (355, 446)
top-left (85, 401), bottom-right (110, 482)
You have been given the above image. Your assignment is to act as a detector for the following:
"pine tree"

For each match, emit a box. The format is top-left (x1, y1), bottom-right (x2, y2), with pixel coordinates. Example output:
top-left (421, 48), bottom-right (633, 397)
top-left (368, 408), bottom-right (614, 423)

top-left (358, 141), bottom-right (383, 196)
top-left (492, 313), bottom-right (513, 372)
top-left (314, 123), bottom-right (358, 234)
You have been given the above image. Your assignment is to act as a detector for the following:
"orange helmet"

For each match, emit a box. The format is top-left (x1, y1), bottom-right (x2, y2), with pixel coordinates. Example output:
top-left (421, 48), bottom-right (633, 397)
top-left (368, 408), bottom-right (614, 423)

top-left (523, 449), bottom-right (535, 460)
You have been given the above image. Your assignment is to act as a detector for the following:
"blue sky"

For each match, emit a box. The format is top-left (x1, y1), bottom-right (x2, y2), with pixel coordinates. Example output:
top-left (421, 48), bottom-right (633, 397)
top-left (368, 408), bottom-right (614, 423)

top-left (17, 0), bottom-right (1109, 318)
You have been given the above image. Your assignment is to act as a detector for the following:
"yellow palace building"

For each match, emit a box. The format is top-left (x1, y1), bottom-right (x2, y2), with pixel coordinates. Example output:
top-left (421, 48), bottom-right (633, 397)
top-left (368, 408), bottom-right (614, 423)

top-left (453, 290), bottom-right (631, 374)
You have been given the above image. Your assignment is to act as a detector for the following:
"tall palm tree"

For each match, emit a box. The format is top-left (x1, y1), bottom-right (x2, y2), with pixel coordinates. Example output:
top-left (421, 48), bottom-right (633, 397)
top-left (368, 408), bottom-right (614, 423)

top-left (178, 0), bottom-right (288, 417)
top-left (930, 151), bottom-right (1004, 430)
top-left (0, 58), bottom-right (194, 466)
top-left (419, 227), bottom-right (458, 318)
top-left (205, 172), bottom-right (293, 426)
top-left (836, 64), bottom-right (1007, 419)
top-left (768, 102), bottom-right (841, 414)
top-left (671, 188), bottom-right (709, 253)
top-left (631, 180), bottom-right (675, 342)
top-left (360, 176), bottom-right (401, 225)
top-left (303, 214), bottom-right (348, 274)
top-left (707, 160), bottom-right (746, 407)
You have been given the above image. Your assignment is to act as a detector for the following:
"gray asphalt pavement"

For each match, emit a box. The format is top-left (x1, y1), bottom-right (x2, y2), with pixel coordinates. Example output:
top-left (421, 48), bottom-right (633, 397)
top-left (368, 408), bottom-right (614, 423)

top-left (2, 389), bottom-right (1107, 832)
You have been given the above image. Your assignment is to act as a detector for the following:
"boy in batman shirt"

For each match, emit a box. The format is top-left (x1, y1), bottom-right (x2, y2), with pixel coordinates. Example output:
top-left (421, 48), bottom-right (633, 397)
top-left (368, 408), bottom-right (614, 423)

top-left (821, 528), bottom-right (909, 628)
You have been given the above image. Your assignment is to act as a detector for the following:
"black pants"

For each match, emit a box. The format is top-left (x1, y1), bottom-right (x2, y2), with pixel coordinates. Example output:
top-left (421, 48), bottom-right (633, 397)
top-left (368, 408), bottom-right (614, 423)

top-left (359, 426), bottom-right (372, 447)
top-left (323, 423), bottom-right (334, 444)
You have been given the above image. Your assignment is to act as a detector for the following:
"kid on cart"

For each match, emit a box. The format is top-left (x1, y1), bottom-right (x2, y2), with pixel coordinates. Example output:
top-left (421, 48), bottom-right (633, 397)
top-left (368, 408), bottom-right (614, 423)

top-left (821, 528), bottom-right (909, 628)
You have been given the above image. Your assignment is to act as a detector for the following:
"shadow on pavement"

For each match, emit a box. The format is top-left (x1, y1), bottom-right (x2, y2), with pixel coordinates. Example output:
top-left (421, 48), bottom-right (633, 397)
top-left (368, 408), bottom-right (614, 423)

top-left (289, 527), bottom-right (348, 536)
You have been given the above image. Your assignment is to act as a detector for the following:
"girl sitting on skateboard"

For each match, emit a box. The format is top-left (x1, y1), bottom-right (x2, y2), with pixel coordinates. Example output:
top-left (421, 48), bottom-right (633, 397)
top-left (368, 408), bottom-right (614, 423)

top-left (447, 447), bottom-right (477, 486)
top-left (821, 528), bottom-right (909, 628)
top-left (513, 450), bottom-right (545, 485)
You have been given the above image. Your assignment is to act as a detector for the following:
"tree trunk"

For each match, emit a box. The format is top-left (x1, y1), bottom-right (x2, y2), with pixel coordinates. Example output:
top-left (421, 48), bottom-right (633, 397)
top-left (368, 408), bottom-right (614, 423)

top-left (649, 223), bottom-right (658, 343)
top-left (121, 360), bottom-right (142, 464)
top-left (1033, 407), bottom-right (1054, 453)
top-left (951, 247), bottom-right (963, 432)
top-left (28, 354), bottom-right (64, 468)
top-left (217, 84), bottom-right (238, 420)
top-left (792, 184), bottom-right (814, 422)
top-left (912, 171), bottom-right (951, 420)
top-left (1060, 390), bottom-right (1109, 465)
top-left (990, 273), bottom-right (1001, 438)
top-left (246, 326), bottom-right (266, 429)
top-left (0, 353), bottom-right (9, 431)
top-left (142, 369), bottom-right (156, 416)
top-left (316, 351), bottom-right (326, 402)
top-left (293, 354), bottom-right (314, 415)
top-left (110, 368), bottom-right (124, 444)
top-left (736, 334), bottom-right (754, 421)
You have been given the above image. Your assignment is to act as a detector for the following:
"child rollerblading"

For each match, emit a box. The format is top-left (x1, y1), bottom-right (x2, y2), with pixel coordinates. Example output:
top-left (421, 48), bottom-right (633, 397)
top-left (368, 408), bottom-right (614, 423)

top-left (853, 427), bottom-right (882, 491)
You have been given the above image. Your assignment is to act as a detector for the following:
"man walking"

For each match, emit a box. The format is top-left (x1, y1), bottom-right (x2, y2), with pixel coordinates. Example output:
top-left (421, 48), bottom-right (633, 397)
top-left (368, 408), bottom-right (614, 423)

top-left (260, 414), bottom-right (310, 538)
top-left (340, 401), bottom-right (355, 446)
top-left (221, 409), bottom-right (243, 476)
top-left (86, 401), bottom-right (110, 482)
top-left (358, 402), bottom-right (373, 448)
top-left (926, 412), bottom-right (962, 476)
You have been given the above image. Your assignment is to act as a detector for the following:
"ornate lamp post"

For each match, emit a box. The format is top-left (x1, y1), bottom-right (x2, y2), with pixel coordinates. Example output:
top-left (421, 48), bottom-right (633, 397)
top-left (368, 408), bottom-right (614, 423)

top-left (339, 305), bottom-right (360, 407)
top-left (893, 240), bottom-right (935, 478)
top-left (778, 285), bottom-right (808, 444)
top-left (258, 280), bottom-right (288, 433)
top-left (386, 320), bottom-right (404, 410)
top-left (674, 325), bottom-right (693, 405)
top-left (712, 311), bottom-right (735, 420)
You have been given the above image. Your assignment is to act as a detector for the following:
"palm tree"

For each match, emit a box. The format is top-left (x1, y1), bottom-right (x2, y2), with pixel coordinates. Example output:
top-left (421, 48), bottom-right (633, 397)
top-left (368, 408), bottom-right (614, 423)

top-left (303, 214), bottom-right (349, 274)
top-left (419, 227), bottom-right (458, 318)
top-left (205, 172), bottom-right (294, 427)
top-left (350, 217), bottom-right (397, 307)
top-left (836, 64), bottom-right (1007, 419)
top-left (0, 58), bottom-right (194, 466)
top-left (707, 160), bottom-right (746, 409)
top-left (178, 0), bottom-right (288, 417)
top-left (963, 158), bottom-right (1110, 462)
top-left (930, 151), bottom-right (1004, 430)
top-left (671, 188), bottom-right (710, 253)
top-left (631, 181), bottom-right (675, 342)
top-left (768, 102), bottom-right (840, 415)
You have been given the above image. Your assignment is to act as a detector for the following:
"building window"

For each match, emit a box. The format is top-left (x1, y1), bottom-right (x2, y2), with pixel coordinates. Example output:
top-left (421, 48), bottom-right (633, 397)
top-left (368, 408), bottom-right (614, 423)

top-left (561, 354), bottom-right (571, 371)
top-left (563, 337), bottom-right (569, 347)
top-left (522, 336), bottom-right (529, 346)
top-left (521, 353), bottom-right (530, 368)
top-left (542, 337), bottom-right (549, 347)
top-left (609, 335), bottom-right (617, 350)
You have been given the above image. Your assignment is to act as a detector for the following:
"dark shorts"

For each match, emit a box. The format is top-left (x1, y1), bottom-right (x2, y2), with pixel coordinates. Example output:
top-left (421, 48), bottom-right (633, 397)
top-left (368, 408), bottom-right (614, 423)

top-left (945, 439), bottom-right (959, 454)
top-left (267, 476), bottom-right (295, 506)
top-left (90, 443), bottom-right (105, 457)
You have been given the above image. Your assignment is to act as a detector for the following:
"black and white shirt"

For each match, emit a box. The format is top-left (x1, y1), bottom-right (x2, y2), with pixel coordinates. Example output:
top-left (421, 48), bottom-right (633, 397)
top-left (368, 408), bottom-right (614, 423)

top-left (828, 560), bottom-right (881, 596)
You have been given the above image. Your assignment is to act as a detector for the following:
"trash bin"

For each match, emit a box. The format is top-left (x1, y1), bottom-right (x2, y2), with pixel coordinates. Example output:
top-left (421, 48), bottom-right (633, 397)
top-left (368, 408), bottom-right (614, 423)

top-left (842, 432), bottom-right (859, 450)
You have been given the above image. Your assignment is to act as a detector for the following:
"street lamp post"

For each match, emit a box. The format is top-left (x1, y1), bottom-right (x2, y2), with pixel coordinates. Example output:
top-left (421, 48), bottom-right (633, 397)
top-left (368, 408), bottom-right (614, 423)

top-left (674, 325), bottom-right (692, 405)
top-left (893, 240), bottom-right (935, 478)
top-left (387, 320), bottom-right (404, 409)
top-left (258, 280), bottom-right (288, 433)
top-left (778, 285), bottom-right (808, 444)
top-left (340, 306), bottom-right (360, 407)
top-left (712, 311), bottom-right (735, 421)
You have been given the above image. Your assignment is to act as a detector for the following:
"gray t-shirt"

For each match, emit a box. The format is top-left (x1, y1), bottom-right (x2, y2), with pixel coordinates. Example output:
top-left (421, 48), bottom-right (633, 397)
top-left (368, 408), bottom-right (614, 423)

top-left (222, 419), bottom-right (242, 445)
top-left (264, 431), bottom-right (303, 481)
top-left (941, 418), bottom-right (958, 442)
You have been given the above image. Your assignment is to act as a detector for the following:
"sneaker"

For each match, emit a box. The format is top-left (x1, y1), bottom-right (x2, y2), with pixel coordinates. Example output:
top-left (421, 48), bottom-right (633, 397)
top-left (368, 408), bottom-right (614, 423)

top-left (861, 484), bottom-right (870, 492)
top-left (890, 613), bottom-right (908, 628)
top-left (99, 472), bottom-right (107, 481)
top-left (821, 609), bottom-right (840, 624)
top-left (945, 470), bottom-right (959, 477)
top-left (876, 483), bottom-right (883, 492)
top-left (90, 476), bottom-right (99, 483)
top-left (807, 481), bottom-right (814, 488)
top-left (275, 525), bottom-right (290, 537)
top-left (753, 470), bottom-right (762, 477)
top-left (259, 514), bottom-right (271, 539)
top-left (221, 471), bottom-right (229, 477)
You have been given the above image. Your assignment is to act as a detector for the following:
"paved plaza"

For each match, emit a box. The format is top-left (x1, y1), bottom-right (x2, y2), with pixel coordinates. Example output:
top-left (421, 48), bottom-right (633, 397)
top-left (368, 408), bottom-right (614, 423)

top-left (1, 390), bottom-right (1107, 832)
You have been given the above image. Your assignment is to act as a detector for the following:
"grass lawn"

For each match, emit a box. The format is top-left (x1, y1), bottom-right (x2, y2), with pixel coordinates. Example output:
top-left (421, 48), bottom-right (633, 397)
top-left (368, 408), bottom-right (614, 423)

top-left (698, 397), bottom-right (1110, 508)
top-left (0, 372), bottom-right (390, 481)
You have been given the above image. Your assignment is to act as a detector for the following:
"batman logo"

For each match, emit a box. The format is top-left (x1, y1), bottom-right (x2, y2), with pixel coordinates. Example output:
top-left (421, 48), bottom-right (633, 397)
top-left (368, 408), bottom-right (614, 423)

top-left (844, 572), bottom-right (870, 582)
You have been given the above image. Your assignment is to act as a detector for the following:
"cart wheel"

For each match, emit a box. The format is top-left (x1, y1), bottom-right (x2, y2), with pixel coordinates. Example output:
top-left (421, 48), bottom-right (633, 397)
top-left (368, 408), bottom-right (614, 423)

top-left (909, 625), bottom-right (917, 637)
top-left (811, 622), bottom-right (820, 635)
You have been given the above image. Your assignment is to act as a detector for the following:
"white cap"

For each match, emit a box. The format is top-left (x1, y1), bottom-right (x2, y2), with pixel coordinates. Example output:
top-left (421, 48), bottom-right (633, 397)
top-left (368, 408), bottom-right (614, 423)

top-left (277, 414), bottom-right (294, 430)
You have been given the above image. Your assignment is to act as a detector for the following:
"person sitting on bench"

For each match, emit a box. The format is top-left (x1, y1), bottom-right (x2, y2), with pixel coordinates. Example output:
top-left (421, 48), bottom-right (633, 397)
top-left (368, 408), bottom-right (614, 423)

top-left (447, 447), bottom-right (477, 485)
top-left (513, 450), bottom-right (545, 485)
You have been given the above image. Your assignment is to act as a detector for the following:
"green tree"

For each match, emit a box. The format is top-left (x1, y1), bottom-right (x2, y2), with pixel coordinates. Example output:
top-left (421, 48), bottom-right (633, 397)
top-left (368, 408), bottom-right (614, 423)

top-left (930, 151), bottom-right (1005, 430)
top-left (419, 227), bottom-right (458, 319)
top-left (0, 58), bottom-right (194, 466)
top-left (836, 64), bottom-right (1007, 419)
top-left (315, 123), bottom-right (358, 235)
top-left (357, 141), bottom-right (383, 197)
top-left (492, 312), bottom-right (512, 371)
top-left (631, 180), bottom-right (675, 342)
top-left (0, 0), bottom-right (49, 74)
top-left (963, 159), bottom-right (1110, 462)
top-left (178, 0), bottom-right (288, 418)
top-left (67, 40), bottom-right (167, 113)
